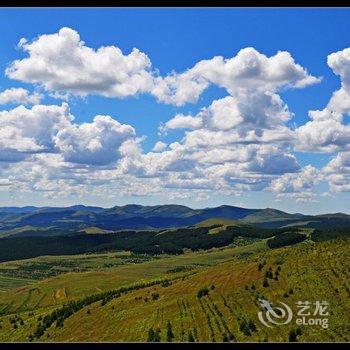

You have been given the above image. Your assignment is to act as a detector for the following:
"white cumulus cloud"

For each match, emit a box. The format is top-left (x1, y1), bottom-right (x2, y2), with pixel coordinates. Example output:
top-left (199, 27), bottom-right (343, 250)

top-left (0, 87), bottom-right (41, 105)
top-left (297, 47), bottom-right (350, 153)
top-left (0, 29), bottom-right (331, 202)
top-left (152, 141), bottom-right (167, 152)
top-left (0, 103), bottom-right (73, 159)
top-left (0, 102), bottom-right (137, 166)
top-left (54, 115), bottom-right (136, 165)
top-left (5, 28), bottom-right (320, 108)
top-left (6, 27), bottom-right (154, 99)
top-left (152, 47), bottom-right (320, 106)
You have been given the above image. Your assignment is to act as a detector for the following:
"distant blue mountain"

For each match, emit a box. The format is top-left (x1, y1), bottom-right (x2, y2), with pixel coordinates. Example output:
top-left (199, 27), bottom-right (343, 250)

top-left (0, 206), bottom-right (49, 213)
top-left (0, 204), bottom-right (349, 236)
top-left (0, 205), bottom-right (104, 214)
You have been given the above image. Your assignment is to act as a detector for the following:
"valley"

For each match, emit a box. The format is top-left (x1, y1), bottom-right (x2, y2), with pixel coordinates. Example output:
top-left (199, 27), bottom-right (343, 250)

top-left (0, 205), bottom-right (349, 342)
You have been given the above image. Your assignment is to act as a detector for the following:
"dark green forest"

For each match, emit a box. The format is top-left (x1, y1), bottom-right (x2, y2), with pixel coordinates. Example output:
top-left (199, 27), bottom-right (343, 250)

top-left (0, 224), bottom-right (348, 263)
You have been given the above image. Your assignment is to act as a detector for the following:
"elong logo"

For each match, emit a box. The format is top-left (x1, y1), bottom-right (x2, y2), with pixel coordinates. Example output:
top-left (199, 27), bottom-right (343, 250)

top-left (257, 299), bottom-right (329, 329)
top-left (258, 299), bottom-right (293, 327)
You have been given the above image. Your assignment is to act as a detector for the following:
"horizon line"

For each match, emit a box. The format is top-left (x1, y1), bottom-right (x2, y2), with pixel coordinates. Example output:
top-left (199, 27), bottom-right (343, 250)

top-left (0, 203), bottom-right (348, 216)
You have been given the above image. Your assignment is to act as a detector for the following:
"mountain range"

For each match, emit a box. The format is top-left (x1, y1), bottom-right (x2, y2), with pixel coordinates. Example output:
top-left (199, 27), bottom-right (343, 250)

top-left (1, 204), bottom-right (350, 237)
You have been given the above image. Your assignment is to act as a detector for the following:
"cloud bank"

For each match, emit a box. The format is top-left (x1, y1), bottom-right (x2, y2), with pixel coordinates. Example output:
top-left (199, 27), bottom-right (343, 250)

top-left (2, 27), bottom-right (350, 204)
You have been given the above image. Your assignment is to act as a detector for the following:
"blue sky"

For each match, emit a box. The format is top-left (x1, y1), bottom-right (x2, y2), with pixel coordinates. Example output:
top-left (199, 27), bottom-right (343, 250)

top-left (1, 8), bottom-right (350, 213)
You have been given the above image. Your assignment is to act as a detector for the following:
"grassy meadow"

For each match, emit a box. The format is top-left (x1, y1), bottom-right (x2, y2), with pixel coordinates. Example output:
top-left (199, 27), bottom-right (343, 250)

top-left (0, 235), bottom-right (348, 342)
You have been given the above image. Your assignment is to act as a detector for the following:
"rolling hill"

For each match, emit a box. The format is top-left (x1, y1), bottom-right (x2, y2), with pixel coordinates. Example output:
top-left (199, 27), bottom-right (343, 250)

top-left (0, 209), bottom-right (348, 343)
top-left (0, 235), bottom-right (348, 342)
top-left (1, 204), bottom-right (350, 236)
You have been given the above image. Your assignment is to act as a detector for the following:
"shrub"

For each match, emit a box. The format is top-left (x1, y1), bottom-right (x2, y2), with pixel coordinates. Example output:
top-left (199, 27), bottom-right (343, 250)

top-left (166, 266), bottom-right (193, 274)
top-left (147, 328), bottom-right (155, 342)
top-left (222, 333), bottom-right (230, 342)
top-left (56, 318), bottom-right (64, 328)
top-left (188, 331), bottom-right (195, 342)
top-left (147, 328), bottom-right (161, 342)
top-left (288, 329), bottom-right (298, 342)
top-left (274, 256), bottom-right (284, 265)
top-left (166, 321), bottom-right (174, 342)
top-left (239, 319), bottom-right (251, 336)
top-left (197, 287), bottom-right (209, 299)
top-left (248, 319), bottom-right (257, 332)
top-left (265, 269), bottom-right (273, 279)
top-left (151, 292), bottom-right (159, 301)
top-left (154, 328), bottom-right (161, 342)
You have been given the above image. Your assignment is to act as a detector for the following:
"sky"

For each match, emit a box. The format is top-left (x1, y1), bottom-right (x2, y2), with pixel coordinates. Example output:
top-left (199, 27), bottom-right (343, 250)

top-left (1, 8), bottom-right (350, 214)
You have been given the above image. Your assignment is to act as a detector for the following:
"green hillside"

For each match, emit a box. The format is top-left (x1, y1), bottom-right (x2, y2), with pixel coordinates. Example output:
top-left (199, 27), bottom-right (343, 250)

top-left (195, 218), bottom-right (239, 227)
top-left (0, 236), bottom-right (348, 342)
top-left (0, 241), bottom-right (267, 314)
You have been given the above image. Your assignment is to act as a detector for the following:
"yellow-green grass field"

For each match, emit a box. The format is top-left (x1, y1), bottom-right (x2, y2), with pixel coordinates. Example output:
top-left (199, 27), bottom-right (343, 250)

top-left (0, 236), bottom-right (348, 342)
top-left (0, 276), bottom-right (35, 292)
top-left (0, 240), bottom-right (267, 314)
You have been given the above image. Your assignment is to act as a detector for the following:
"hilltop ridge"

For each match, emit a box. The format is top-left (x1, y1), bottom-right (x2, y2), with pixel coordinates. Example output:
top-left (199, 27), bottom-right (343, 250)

top-left (1, 204), bottom-right (350, 236)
